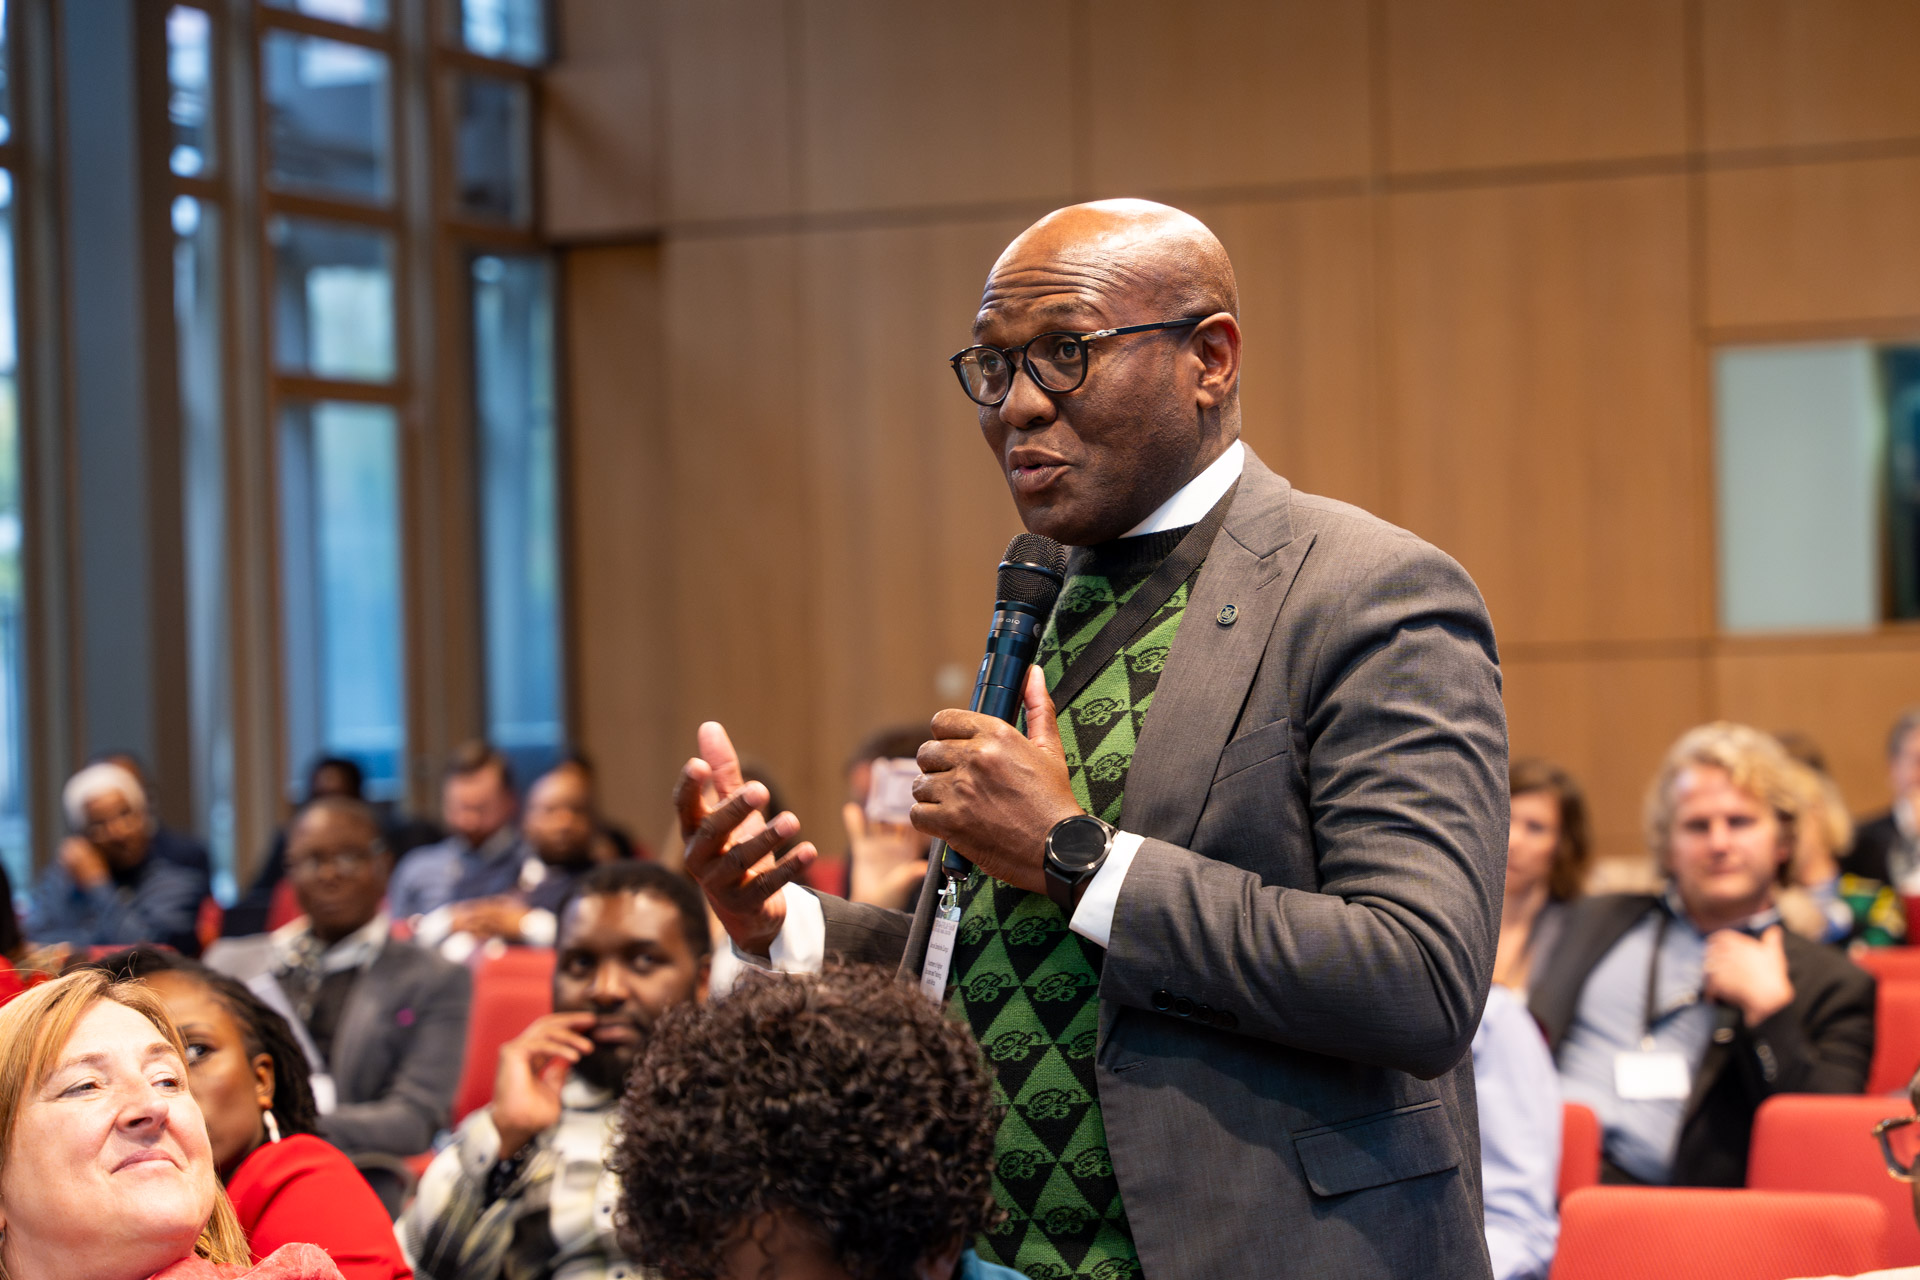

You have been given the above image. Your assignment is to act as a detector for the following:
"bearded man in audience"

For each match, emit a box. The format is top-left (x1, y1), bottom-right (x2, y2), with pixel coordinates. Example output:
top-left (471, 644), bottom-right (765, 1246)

top-left (1531, 722), bottom-right (1875, 1188)
top-left (389, 741), bottom-right (529, 921)
top-left (206, 796), bottom-right (471, 1210)
top-left (403, 862), bottom-right (711, 1280)
top-left (27, 761), bottom-right (210, 956)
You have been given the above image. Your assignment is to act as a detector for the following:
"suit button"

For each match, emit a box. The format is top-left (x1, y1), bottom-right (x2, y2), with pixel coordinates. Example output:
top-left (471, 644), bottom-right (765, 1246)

top-left (1217, 1010), bottom-right (1240, 1031)
top-left (1150, 989), bottom-right (1172, 1011)
top-left (1173, 997), bottom-right (1195, 1018)
top-left (1712, 1026), bottom-right (1735, 1045)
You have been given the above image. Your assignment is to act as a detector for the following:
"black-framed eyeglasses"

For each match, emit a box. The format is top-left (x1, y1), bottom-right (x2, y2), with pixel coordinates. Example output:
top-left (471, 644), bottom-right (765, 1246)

top-left (1875, 1114), bottom-right (1920, 1181)
top-left (949, 316), bottom-right (1205, 407)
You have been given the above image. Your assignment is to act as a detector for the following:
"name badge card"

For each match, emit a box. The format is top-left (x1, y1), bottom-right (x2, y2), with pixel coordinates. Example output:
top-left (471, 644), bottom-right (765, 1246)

top-left (920, 914), bottom-right (959, 1002)
top-left (1615, 1050), bottom-right (1691, 1101)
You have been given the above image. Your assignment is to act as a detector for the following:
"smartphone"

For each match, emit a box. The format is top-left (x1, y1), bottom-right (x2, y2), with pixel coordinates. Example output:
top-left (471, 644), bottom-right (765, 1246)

top-left (864, 757), bottom-right (921, 827)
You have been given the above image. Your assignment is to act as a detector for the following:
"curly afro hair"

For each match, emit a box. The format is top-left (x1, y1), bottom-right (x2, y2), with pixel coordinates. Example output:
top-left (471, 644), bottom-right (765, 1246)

top-left (610, 963), bottom-right (1002, 1280)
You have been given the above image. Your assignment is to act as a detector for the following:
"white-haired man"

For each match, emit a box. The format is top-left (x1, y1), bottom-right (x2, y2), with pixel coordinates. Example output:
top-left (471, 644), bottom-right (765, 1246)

top-left (26, 761), bottom-right (211, 955)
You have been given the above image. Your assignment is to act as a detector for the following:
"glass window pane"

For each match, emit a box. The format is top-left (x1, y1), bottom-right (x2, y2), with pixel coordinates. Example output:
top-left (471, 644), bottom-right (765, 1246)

top-left (262, 30), bottom-right (391, 201)
top-left (2, 0), bottom-right (16, 145)
top-left (264, 0), bottom-right (387, 32)
top-left (278, 401), bottom-right (406, 797)
top-left (473, 255), bottom-right (561, 782)
top-left (173, 196), bottom-right (235, 891)
top-left (452, 74), bottom-right (530, 223)
top-left (1886, 348), bottom-right (1920, 621)
top-left (459, 0), bottom-right (545, 65)
top-left (167, 7), bottom-right (213, 177)
top-left (1714, 344), bottom-right (1882, 632)
top-left (0, 170), bottom-right (27, 888)
top-left (270, 216), bottom-right (395, 382)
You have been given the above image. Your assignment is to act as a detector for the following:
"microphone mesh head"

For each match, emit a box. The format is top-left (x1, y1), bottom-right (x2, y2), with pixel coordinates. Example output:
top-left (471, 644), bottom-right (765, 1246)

top-left (998, 533), bottom-right (1069, 612)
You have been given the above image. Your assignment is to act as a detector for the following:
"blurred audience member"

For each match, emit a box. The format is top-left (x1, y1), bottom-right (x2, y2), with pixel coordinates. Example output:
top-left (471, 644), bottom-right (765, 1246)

top-left (1493, 759), bottom-right (1592, 992)
top-left (1531, 722), bottom-right (1874, 1188)
top-left (91, 948), bottom-right (409, 1280)
top-left (841, 725), bottom-right (933, 910)
top-left (28, 762), bottom-right (211, 957)
top-left (1472, 985), bottom-right (1560, 1280)
top-left (414, 761), bottom-right (604, 955)
top-left (1845, 707), bottom-right (1920, 894)
top-left (610, 964), bottom-right (1014, 1280)
top-left (1780, 759), bottom-right (1903, 948)
top-left (0, 968), bottom-right (347, 1280)
top-left (225, 757), bottom-right (366, 938)
top-left (0, 859), bottom-right (26, 1003)
top-left (403, 863), bottom-right (710, 1280)
top-left (93, 751), bottom-right (213, 879)
top-left (388, 744), bottom-right (526, 922)
top-left (205, 797), bottom-right (470, 1210)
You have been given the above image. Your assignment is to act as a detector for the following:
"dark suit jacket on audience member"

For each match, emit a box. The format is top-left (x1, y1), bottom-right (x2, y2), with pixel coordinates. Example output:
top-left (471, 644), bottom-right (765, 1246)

top-left (207, 931), bottom-right (472, 1157)
top-left (28, 853), bottom-right (210, 957)
top-left (1530, 893), bottom-right (1875, 1188)
top-left (1843, 811), bottom-right (1904, 885)
top-left (813, 449), bottom-right (1509, 1280)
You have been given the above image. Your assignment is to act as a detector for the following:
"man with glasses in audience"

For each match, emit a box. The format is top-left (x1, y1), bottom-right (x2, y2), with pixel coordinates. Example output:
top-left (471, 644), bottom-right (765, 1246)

top-left (679, 199), bottom-right (1508, 1280)
top-left (206, 796), bottom-right (472, 1211)
top-left (27, 761), bottom-right (210, 957)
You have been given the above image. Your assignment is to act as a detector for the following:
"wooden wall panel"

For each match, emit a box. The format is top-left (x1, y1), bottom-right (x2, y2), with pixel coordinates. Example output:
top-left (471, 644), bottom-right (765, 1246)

top-left (1711, 637), bottom-right (1920, 820)
top-left (1384, 175), bottom-right (1704, 646)
top-left (1701, 0), bottom-right (1920, 153)
top-left (790, 218), bottom-right (1027, 834)
top-left (658, 234), bottom-right (823, 830)
top-left (660, 0), bottom-right (799, 223)
top-left (1384, 0), bottom-right (1687, 173)
top-left (1503, 654), bottom-right (1710, 868)
top-left (562, 246), bottom-right (674, 840)
top-left (1084, 1), bottom-right (1370, 197)
top-left (1705, 156), bottom-right (1920, 329)
top-left (796, 0), bottom-right (1076, 215)
top-left (1188, 196), bottom-right (1380, 511)
top-left (542, 1), bottom-right (660, 239)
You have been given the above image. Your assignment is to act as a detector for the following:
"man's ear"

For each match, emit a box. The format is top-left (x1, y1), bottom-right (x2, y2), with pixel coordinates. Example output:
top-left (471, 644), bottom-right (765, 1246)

top-left (1191, 312), bottom-right (1242, 411)
top-left (694, 955), bottom-right (712, 1005)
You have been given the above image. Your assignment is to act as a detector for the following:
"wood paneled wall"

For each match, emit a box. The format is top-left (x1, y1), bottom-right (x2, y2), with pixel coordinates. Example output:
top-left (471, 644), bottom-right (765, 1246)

top-left (552, 0), bottom-right (1920, 873)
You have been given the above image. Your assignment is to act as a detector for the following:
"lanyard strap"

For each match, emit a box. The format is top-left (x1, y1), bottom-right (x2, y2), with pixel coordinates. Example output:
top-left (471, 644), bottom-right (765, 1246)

top-left (1640, 911), bottom-right (1673, 1047)
top-left (1044, 483), bottom-right (1237, 719)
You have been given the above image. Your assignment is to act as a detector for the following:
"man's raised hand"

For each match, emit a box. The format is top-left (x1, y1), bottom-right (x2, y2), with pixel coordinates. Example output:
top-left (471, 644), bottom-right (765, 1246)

top-left (673, 721), bottom-right (816, 957)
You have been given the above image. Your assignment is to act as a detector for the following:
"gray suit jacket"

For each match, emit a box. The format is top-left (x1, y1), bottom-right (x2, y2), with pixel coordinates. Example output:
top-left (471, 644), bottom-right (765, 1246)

top-left (820, 448), bottom-right (1507, 1280)
top-left (206, 932), bottom-right (473, 1157)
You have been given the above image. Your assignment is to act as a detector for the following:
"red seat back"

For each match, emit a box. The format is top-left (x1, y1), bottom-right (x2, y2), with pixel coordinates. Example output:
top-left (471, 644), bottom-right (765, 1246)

top-left (1559, 1102), bottom-right (1602, 1201)
top-left (1550, 1187), bottom-right (1889, 1280)
top-left (1748, 1093), bottom-right (1920, 1266)
top-left (265, 879), bottom-right (303, 931)
top-left (449, 948), bottom-right (557, 1123)
top-left (1854, 947), bottom-right (1920, 985)
top-left (1870, 979), bottom-right (1920, 1095)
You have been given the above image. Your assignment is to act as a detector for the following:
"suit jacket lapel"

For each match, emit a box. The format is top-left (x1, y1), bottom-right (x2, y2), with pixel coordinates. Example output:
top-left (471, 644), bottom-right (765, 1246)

top-left (1121, 450), bottom-right (1312, 849)
top-left (328, 944), bottom-right (389, 1098)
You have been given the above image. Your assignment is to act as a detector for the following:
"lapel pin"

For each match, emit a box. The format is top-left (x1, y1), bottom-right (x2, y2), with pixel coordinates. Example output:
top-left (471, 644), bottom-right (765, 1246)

top-left (1217, 603), bottom-right (1238, 626)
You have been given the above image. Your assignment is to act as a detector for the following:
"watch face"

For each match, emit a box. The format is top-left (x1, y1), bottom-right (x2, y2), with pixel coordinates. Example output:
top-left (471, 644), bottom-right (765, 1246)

top-left (1050, 817), bottom-right (1109, 872)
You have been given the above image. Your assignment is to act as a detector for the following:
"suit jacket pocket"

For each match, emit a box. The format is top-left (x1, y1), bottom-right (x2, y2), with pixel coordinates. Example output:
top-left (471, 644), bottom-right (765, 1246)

top-left (1291, 1099), bottom-right (1463, 1197)
top-left (1212, 715), bottom-right (1293, 784)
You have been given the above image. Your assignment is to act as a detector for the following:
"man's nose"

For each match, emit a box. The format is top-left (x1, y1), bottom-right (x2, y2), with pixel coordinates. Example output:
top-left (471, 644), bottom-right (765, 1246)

top-left (588, 961), bottom-right (629, 1004)
top-left (996, 363), bottom-right (1057, 432)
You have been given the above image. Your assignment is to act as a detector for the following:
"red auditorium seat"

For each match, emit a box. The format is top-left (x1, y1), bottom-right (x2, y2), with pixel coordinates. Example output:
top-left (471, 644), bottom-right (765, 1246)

top-left (1559, 1102), bottom-right (1601, 1201)
top-left (1869, 978), bottom-right (1920, 1095)
top-left (1854, 947), bottom-right (1920, 985)
top-left (1749, 1093), bottom-right (1920, 1267)
top-left (1549, 1187), bottom-right (1889, 1280)
top-left (449, 948), bottom-right (557, 1124)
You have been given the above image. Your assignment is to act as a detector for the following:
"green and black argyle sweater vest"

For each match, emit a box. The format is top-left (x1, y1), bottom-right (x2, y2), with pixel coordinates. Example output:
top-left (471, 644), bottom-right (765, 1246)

top-left (948, 526), bottom-right (1195, 1280)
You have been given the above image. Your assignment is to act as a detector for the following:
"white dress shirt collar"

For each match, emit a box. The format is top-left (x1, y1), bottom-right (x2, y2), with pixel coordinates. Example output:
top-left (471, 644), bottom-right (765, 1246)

top-left (1120, 439), bottom-right (1244, 539)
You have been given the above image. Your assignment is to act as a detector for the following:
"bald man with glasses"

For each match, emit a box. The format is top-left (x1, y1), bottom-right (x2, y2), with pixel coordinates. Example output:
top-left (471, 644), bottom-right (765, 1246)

top-left (679, 199), bottom-right (1508, 1280)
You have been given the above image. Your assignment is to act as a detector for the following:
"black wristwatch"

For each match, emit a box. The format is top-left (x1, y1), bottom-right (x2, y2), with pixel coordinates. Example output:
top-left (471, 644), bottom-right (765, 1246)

top-left (1045, 814), bottom-right (1116, 915)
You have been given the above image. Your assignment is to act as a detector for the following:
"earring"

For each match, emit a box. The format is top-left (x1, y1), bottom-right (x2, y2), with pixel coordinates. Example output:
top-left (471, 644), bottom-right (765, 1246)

top-left (263, 1111), bottom-right (282, 1144)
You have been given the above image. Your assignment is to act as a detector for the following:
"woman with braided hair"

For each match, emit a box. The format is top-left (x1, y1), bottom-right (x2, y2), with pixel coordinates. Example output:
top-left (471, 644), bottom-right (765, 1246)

top-left (90, 949), bottom-right (409, 1280)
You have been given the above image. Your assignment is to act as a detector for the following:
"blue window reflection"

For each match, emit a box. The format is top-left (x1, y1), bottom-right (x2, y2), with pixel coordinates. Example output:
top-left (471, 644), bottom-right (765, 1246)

top-left (262, 30), bottom-right (391, 202)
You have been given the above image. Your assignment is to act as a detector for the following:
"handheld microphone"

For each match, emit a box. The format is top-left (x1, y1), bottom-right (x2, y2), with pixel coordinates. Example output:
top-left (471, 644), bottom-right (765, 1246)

top-left (936, 533), bottom-right (1070, 879)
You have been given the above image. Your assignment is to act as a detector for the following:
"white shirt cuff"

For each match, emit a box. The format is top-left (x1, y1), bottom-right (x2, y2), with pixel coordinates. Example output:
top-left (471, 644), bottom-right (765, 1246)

top-left (711, 883), bottom-right (826, 998)
top-left (517, 908), bottom-right (557, 948)
top-left (1068, 831), bottom-right (1144, 949)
